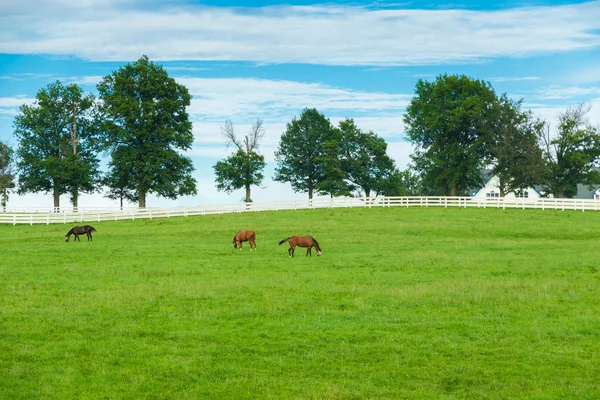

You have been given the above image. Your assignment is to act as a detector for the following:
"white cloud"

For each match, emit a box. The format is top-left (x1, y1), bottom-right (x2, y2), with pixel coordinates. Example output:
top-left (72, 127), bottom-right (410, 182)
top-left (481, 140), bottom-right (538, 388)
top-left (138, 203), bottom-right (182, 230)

top-left (534, 86), bottom-right (600, 100)
top-left (528, 97), bottom-right (600, 128)
top-left (0, 96), bottom-right (35, 115)
top-left (0, 1), bottom-right (598, 65)
top-left (491, 76), bottom-right (541, 83)
top-left (181, 77), bottom-right (410, 121)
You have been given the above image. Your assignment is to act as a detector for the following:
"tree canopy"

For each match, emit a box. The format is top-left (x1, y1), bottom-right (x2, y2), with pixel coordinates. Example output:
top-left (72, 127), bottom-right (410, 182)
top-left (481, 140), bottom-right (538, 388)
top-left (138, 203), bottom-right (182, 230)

top-left (13, 80), bottom-right (100, 210)
top-left (539, 104), bottom-right (600, 198)
top-left (213, 119), bottom-right (266, 203)
top-left (274, 108), bottom-right (335, 199)
top-left (0, 141), bottom-right (15, 210)
top-left (96, 55), bottom-right (197, 208)
top-left (489, 95), bottom-right (546, 197)
top-left (337, 119), bottom-right (396, 198)
top-left (404, 74), bottom-right (497, 196)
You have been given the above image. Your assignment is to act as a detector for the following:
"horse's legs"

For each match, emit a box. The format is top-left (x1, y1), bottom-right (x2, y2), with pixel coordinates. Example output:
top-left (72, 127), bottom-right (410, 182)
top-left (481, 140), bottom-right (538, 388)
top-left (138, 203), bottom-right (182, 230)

top-left (75, 234), bottom-right (80, 242)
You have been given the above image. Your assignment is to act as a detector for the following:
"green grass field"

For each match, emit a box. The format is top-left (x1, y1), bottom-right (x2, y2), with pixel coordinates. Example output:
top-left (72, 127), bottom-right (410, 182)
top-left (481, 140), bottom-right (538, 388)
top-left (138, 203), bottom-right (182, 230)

top-left (1, 206), bottom-right (599, 399)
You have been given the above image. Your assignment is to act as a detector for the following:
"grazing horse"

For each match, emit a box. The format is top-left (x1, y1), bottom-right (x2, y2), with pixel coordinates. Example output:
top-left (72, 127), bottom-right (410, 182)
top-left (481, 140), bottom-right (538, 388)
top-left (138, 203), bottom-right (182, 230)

top-left (278, 236), bottom-right (322, 257)
top-left (65, 225), bottom-right (97, 242)
top-left (232, 230), bottom-right (257, 251)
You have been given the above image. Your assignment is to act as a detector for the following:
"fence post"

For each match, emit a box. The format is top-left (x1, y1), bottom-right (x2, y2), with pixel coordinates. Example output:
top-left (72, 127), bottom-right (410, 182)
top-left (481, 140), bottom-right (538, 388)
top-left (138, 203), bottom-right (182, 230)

top-left (13, 215), bottom-right (16, 226)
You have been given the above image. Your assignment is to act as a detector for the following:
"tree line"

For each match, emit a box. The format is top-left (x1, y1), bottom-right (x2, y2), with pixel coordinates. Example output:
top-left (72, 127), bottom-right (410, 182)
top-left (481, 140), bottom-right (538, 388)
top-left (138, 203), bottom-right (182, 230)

top-left (1, 58), bottom-right (599, 210)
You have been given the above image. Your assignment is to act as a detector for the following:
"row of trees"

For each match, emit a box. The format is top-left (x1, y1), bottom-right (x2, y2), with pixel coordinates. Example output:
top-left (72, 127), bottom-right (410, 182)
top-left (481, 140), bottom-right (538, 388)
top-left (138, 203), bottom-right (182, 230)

top-left (1, 56), bottom-right (197, 210)
top-left (213, 108), bottom-right (406, 202)
top-left (1, 61), bottom-right (598, 209)
top-left (404, 74), bottom-right (600, 198)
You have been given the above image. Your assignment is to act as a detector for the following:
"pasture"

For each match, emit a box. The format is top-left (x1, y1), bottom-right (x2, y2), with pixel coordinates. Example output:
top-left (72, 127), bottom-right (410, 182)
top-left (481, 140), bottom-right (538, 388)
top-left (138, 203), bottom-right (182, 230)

top-left (0, 207), bottom-right (599, 399)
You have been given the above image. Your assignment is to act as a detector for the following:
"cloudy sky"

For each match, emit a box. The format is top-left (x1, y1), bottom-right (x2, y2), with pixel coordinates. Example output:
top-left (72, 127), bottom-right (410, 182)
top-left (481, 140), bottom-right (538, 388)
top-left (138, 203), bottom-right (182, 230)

top-left (1, 0), bottom-right (599, 209)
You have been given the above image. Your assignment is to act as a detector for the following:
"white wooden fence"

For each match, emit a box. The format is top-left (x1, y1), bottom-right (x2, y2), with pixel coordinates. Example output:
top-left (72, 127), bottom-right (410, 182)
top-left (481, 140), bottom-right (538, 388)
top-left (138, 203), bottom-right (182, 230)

top-left (1, 196), bottom-right (598, 225)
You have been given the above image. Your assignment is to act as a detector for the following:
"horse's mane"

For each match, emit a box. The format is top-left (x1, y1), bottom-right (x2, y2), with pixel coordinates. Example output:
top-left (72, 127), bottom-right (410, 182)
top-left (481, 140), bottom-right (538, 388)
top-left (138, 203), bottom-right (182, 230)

top-left (66, 228), bottom-right (74, 236)
top-left (311, 237), bottom-right (321, 251)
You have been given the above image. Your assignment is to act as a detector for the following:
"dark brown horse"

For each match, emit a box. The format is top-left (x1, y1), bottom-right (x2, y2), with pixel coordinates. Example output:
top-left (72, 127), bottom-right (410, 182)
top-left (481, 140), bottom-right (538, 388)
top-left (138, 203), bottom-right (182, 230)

top-left (232, 230), bottom-right (257, 251)
top-left (278, 236), bottom-right (322, 257)
top-left (65, 225), bottom-right (97, 242)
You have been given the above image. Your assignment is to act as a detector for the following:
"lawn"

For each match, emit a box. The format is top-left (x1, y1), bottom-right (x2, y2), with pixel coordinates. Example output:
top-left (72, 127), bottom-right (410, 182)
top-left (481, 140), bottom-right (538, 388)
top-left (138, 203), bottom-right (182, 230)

top-left (1, 206), bottom-right (599, 399)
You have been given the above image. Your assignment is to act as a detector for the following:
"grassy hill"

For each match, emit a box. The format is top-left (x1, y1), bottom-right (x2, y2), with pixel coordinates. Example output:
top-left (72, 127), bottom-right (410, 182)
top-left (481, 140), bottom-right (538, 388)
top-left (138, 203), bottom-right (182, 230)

top-left (1, 207), bottom-right (599, 399)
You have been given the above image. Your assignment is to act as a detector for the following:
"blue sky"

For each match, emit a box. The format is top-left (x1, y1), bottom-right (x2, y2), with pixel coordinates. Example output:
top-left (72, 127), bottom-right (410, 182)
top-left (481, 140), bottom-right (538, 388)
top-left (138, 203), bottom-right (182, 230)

top-left (1, 0), bottom-right (599, 208)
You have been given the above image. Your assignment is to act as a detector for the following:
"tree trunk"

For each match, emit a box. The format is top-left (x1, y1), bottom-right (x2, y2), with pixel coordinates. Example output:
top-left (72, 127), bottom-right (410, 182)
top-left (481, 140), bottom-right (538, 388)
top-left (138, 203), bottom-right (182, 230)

top-left (53, 186), bottom-right (60, 212)
top-left (308, 186), bottom-right (313, 200)
top-left (72, 190), bottom-right (79, 212)
top-left (450, 185), bottom-right (458, 196)
top-left (245, 184), bottom-right (251, 203)
top-left (138, 190), bottom-right (146, 208)
top-left (120, 195), bottom-right (124, 210)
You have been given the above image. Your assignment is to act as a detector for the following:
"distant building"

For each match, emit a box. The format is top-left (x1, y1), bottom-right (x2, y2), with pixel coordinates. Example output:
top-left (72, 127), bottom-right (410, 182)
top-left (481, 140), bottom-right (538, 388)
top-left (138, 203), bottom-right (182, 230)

top-left (574, 184), bottom-right (600, 200)
top-left (472, 174), bottom-right (544, 201)
top-left (473, 173), bottom-right (600, 201)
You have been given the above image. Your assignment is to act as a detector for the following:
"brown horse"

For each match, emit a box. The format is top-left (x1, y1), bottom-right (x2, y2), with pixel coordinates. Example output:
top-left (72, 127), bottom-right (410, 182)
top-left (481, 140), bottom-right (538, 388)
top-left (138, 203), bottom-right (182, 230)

top-left (278, 236), bottom-right (322, 257)
top-left (232, 230), bottom-right (257, 251)
top-left (65, 225), bottom-right (96, 242)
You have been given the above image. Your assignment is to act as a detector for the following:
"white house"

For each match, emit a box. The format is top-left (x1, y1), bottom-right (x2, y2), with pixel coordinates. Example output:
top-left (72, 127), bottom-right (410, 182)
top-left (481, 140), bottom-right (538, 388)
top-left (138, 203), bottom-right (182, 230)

top-left (473, 174), bottom-right (600, 201)
top-left (472, 175), bottom-right (544, 201)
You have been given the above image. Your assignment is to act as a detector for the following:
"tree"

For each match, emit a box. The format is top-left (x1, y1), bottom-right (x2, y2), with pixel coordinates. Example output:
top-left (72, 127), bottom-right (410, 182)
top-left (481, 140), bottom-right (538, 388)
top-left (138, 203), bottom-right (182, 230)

top-left (489, 95), bottom-right (546, 197)
top-left (97, 55), bottom-right (197, 208)
top-left (0, 142), bottom-right (15, 211)
top-left (404, 74), bottom-right (498, 196)
top-left (539, 104), bottom-right (600, 198)
top-left (213, 119), bottom-right (266, 203)
top-left (337, 119), bottom-right (396, 198)
top-left (379, 168), bottom-right (422, 196)
top-left (315, 138), bottom-right (350, 198)
top-left (274, 108), bottom-right (336, 199)
top-left (102, 155), bottom-right (137, 209)
top-left (13, 81), bottom-right (100, 210)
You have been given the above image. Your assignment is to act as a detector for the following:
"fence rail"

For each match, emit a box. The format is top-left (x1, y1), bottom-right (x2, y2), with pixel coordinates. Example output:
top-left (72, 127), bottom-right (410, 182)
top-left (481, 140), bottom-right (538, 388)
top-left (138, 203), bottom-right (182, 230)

top-left (1, 196), bottom-right (598, 225)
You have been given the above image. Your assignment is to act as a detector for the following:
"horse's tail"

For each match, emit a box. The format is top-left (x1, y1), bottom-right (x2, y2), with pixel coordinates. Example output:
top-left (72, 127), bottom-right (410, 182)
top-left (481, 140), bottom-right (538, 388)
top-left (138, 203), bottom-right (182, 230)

top-left (90, 226), bottom-right (97, 232)
top-left (278, 237), bottom-right (291, 246)
top-left (311, 237), bottom-right (322, 252)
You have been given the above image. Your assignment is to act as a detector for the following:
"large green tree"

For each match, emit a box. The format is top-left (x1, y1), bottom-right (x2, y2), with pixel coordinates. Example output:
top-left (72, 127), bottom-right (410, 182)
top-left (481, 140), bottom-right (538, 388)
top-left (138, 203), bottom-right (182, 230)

top-left (97, 56), bottom-right (197, 208)
top-left (102, 155), bottom-right (137, 209)
top-left (379, 168), bottom-right (422, 196)
top-left (539, 104), bottom-right (600, 198)
top-left (13, 81), bottom-right (100, 210)
top-left (315, 137), bottom-right (350, 198)
top-left (274, 108), bottom-right (335, 199)
top-left (0, 141), bottom-right (15, 211)
top-left (404, 74), bottom-right (498, 196)
top-left (489, 95), bottom-right (546, 197)
top-left (213, 119), bottom-right (266, 203)
top-left (338, 119), bottom-right (396, 198)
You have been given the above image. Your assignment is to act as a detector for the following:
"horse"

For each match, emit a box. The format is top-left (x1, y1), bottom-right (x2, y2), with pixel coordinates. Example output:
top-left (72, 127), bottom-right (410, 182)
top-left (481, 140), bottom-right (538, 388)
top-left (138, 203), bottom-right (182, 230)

top-left (232, 230), bottom-right (257, 251)
top-left (65, 225), bottom-right (97, 242)
top-left (278, 236), bottom-right (322, 257)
